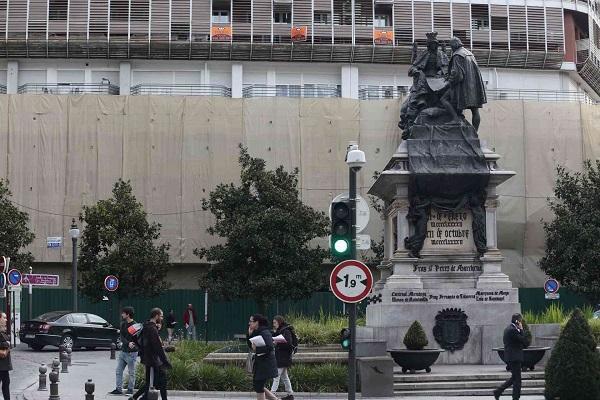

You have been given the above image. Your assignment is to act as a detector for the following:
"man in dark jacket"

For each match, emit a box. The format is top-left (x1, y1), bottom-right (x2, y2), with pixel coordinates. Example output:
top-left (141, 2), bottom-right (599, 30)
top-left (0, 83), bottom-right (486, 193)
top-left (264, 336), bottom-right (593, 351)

top-left (134, 308), bottom-right (171, 400)
top-left (494, 313), bottom-right (528, 399)
top-left (0, 312), bottom-right (11, 400)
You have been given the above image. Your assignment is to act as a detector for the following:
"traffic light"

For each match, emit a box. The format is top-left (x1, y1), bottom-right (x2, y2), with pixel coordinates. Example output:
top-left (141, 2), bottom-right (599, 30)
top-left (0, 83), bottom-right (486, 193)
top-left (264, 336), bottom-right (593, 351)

top-left (330, 200), bottom-right (352, 258)
top-left (340, 328), bottom-right (351, 350)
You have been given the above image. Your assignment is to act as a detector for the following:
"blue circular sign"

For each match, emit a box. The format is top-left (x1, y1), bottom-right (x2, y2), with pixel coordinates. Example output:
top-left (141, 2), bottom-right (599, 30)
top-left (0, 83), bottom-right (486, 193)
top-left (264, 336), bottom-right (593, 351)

top-left (544, 278), bottom-right (560, 294)
top-left (7, 269), bottom-right (21, 286)
top-left (104, 275), bottom-right (119, 292)
top-left (0, 273), bottom-right (5, 290)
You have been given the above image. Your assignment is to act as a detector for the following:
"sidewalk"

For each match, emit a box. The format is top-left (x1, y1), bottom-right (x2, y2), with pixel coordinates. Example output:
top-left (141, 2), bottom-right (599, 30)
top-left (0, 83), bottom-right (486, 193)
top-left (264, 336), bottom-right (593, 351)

top-left (21, 350), bottom-right (546, 400)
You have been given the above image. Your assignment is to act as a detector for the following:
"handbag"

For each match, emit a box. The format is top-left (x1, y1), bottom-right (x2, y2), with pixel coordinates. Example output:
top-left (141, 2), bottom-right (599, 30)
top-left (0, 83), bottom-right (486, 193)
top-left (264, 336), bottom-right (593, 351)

top-left (245, 352), bottom-right (254, 374)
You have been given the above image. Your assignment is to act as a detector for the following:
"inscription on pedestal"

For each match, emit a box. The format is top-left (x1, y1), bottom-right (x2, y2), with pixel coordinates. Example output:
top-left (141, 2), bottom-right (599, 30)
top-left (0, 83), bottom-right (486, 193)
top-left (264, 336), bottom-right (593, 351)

top-left (412, 263), bottom-right (482, 274)
top-left (423, 209), bottom-right (475, 251)
top-left (390, 289), bottom-right (511, 303)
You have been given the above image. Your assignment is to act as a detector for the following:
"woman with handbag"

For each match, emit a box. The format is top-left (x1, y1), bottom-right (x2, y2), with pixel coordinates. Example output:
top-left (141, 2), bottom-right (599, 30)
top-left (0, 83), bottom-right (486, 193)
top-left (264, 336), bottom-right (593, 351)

top-left (0, 312), bottom-right (12, 400)
top-left (247, 314), bottom-right (278, 400)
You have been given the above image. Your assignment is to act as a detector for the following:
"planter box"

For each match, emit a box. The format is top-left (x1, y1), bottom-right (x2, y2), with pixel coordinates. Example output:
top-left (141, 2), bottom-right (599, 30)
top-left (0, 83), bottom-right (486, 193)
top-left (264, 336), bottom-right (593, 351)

top-left (387, 349), bottom-right (445, 373)
top-left (492, 346), bottom-right (551, 371)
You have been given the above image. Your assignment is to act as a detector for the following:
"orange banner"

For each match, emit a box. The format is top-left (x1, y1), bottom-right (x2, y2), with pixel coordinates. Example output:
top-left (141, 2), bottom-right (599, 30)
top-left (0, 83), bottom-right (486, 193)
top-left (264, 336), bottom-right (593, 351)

top-left (373, 29), bottom-right (393, 45)
top-left (211, 26), bottom-right (232, 42)
top-left (291, 26), bottom-right (308, 42)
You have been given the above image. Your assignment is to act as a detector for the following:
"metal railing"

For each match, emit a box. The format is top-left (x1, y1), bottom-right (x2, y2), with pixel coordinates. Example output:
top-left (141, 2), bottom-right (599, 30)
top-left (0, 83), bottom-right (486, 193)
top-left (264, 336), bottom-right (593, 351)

top-left (487, 88), bottom-right (597, 103)
top-left (130, 84), bottom-right (232, 97)
top-left (0, 85), bottom-right (6, 94)
top-left (359, 86), bottom-right (410, 99)
top-left (17, 83), bottom-right (119, 95)
top-left (243, 84), bottom-right (341, 98)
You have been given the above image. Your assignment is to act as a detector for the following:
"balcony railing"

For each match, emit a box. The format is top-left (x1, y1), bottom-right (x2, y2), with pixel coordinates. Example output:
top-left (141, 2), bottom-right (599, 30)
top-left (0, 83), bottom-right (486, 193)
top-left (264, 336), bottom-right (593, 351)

top-left (243, 84), bottom-right (341, 98)
top-left (18, 83), bottom-right (119, 95)
top-left (0, 85), bottom-right (6, 94)
top-left (359, 86), bottom-right (410, 99)
top-left (130, 84), bottom-right (231, 97)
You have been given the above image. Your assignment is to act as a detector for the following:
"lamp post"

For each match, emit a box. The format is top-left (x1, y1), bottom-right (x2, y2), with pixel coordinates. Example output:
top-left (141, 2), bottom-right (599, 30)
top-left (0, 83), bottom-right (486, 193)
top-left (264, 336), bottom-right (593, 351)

top-left (69, 219), bottom-right (80, 312)
top-left (345, 141), bottom-right (366, 400)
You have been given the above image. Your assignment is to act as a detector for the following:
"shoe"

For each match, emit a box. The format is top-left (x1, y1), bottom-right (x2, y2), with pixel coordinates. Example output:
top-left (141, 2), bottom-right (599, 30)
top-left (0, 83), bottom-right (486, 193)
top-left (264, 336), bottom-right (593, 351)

top-left (126, 390), bottom-right (134, 395)
top-left (493, 390), bottom-right (500, 400)
top-left (281, 395), bottom-right (294, 400)
top-left (109, 389), bottom-right (123, 395)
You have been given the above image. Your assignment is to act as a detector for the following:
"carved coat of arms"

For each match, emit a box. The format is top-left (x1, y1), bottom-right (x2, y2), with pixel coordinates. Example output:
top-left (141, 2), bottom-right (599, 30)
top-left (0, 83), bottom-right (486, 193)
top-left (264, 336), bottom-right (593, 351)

top-left (432, 308), bottom-right (470, 352)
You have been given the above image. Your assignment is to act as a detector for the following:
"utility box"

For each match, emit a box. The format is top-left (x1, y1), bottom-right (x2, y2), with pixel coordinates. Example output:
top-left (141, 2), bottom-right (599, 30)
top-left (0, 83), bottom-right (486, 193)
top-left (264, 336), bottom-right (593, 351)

top-left (358, 356), bottom-right (395, 397)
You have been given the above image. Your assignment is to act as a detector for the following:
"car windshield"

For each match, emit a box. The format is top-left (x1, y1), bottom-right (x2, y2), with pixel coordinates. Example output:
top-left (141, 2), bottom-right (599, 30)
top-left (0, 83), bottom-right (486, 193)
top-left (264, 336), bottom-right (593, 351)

top-left (34, 311), bottom-right (68, 322)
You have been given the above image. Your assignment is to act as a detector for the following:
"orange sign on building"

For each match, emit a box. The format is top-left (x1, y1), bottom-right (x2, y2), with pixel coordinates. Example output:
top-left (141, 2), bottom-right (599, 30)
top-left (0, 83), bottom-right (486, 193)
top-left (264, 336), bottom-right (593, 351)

top-left (373, 29), bottom-right (394, 45)
top-left (291, 26), bottom-right (308, 42)
top-left (211, 26), bottom-right (232, 41)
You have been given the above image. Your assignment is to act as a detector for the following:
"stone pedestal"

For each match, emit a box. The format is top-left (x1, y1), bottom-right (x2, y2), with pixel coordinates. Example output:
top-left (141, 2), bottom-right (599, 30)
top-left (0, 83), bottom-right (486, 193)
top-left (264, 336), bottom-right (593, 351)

top-left (365, 141), bottom-right (519, 364)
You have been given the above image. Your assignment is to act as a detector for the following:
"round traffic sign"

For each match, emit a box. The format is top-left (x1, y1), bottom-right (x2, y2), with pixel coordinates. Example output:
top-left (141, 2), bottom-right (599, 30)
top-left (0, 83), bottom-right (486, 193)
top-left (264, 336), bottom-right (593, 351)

top-left (544, 278), bottom-right (560, 294)
top-left (329, 260), bottom-right (373, 303)
top-left (7, 269), bottom-right (22, 286)
top-left (104, 275), bottom-right (119, 292)
top-left (0, 273), bottom-right (5, 290)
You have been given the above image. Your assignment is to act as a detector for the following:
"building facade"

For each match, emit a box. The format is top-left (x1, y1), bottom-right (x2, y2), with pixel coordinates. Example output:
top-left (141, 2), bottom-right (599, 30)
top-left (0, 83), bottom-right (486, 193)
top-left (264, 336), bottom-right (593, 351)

top-left (0, 0), bottom-right (598, 99)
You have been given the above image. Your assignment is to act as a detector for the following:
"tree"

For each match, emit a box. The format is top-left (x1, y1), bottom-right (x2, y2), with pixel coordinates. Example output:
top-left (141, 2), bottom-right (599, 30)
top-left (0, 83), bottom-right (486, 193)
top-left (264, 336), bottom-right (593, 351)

top-left (78, 180), bottom-right (170, 303)
top-left (545, 308), bottom-right (600, 400)
top-left (195, 145), bottom-right (329, 314)
top-left (0, 180), bottom-right (35, 271)
top-left (539, 161), bottom-right (600, 302)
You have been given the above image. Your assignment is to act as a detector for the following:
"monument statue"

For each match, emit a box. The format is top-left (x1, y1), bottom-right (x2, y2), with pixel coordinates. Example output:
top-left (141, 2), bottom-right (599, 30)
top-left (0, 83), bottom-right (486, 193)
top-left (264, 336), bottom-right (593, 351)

top-left (399, 33), bottom-right (489, 258)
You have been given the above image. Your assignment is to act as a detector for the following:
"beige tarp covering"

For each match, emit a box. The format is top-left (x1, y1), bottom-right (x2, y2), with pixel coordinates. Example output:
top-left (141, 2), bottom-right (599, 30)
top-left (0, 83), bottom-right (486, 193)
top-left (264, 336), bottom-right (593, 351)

top-left (1, 94), bottom-right (598, 287)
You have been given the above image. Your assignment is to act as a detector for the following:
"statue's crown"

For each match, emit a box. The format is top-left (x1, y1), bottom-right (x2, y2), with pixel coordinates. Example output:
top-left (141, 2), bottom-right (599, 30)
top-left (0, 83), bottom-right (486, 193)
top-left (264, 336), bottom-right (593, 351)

top-left (426, 32), bottom-right (439, 43)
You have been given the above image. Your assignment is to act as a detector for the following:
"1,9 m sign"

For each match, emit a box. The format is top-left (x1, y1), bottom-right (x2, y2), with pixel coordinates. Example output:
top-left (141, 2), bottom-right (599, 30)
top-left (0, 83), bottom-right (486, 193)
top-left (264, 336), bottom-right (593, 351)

top-left (330, 260), bottom-right (373, 303)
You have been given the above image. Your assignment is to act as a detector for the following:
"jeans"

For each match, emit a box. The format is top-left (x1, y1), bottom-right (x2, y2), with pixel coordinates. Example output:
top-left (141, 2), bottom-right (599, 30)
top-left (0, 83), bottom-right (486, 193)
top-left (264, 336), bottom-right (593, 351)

top-left (115, 351), bottom-right (137, 392)
top-left (186, 325), bottom-right (196, 340)
top-left (271, 367), bottom-right (293, 394)
top-left (0, 370), bottom-right (9, 400)
top-left (495, 361), bottom-right (522, 399)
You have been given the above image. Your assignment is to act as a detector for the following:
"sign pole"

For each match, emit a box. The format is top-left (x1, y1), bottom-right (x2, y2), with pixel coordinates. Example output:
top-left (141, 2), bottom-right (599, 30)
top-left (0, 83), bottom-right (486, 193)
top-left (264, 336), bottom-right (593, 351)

top-left (28, 266), bottom-right (33, 320)
top-left (348, 166), bottom-right (357, 400)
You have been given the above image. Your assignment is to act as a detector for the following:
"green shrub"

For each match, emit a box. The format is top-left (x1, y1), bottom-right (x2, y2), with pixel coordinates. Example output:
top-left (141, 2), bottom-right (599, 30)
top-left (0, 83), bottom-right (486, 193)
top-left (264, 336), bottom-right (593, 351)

top-left (588, 319), bottom-right (600, 345)
top-left (167, 359), bottom-right (195, 390)
top-left (288, 363), bottom-right (348, 392)
top-left (287, 311), bottom-right (349, 346)
top-left (222, 365), bottom-right (252, 391)
top-left (521, 319), bottom-right (532, 348)
top-left (545, 308), bottom-right (600, 400)
top-left (170, 341), bottom-right (220, 363)
top-left (403, 321), bottom-right (428, 350)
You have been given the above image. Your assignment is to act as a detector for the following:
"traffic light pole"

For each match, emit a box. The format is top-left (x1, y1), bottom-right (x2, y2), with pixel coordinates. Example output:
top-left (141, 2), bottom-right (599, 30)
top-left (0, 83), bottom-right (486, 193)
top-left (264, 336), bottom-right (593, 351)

top-left (348, 166), bottom-right (357, 400)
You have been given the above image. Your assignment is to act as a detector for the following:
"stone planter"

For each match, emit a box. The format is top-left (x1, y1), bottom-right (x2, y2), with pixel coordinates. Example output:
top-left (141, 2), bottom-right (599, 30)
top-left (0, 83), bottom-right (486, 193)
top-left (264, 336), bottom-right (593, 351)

top-left (387, 349), bottom-right (445, 373)
top-left (492, 346), bottom-right (551, 371)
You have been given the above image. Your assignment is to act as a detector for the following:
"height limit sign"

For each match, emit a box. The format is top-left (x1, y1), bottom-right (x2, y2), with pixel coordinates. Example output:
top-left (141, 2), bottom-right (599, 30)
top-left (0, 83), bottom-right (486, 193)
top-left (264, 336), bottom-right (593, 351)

top-left (330, 260), bottom-right (373, 303)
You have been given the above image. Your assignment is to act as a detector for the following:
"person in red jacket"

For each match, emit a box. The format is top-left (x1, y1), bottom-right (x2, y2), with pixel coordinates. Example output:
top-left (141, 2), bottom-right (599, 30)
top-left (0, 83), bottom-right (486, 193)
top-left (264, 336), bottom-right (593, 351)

top-left (183, 304), bottom-right (197, 341)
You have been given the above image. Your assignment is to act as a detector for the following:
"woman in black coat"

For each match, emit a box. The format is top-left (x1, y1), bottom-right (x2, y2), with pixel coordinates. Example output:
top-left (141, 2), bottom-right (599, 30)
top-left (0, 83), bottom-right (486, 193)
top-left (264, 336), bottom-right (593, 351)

top-left (247, 314), bottom-right (278, 400)
top-left (270, 315), bottom-right (294, 400)
top-left (0, 312), bottom-right (12, 400)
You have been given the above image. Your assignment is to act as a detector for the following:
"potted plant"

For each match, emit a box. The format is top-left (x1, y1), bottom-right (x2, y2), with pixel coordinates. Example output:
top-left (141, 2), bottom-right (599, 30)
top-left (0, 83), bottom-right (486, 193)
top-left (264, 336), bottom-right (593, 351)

top-left (493, 319), bottom-right (551, 371)
top-left (388, 321), bottom-right (445, 374)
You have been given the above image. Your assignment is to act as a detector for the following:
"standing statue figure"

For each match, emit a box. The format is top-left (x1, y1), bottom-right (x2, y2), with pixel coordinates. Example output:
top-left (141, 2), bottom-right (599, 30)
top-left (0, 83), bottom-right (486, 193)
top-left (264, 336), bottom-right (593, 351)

top-left (399, 32), bottom-right (449, 135)
top-left (442, 37), bottom-right (487, 132)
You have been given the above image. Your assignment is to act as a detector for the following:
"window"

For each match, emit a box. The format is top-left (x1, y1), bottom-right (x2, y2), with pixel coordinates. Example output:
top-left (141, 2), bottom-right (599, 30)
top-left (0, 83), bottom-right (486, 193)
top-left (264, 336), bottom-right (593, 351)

top-left (334, 0), bottom-right (352, 25)
top-left (471, 4), bottom-right (489, 31)
top-left (110, 0), bottom-right (129, 21)
top-left (491, 16), bottom-right (508, 31)
top-left (374, 14), bottom-right (391, 27)
top-left (212, 10), bottom-right (230, 23)
top-left (87, 314), bottom-right (108, 325)
top-left (471, 17), bottom-right (489, 31)
top-left (49, 0), bottom-right (68, 20)
top-left (274, 11), bottom-right (291, 23)
top-left (314, 11), bottom-right (330, 24)
top-left (69, 314), bottom-right (88, 324)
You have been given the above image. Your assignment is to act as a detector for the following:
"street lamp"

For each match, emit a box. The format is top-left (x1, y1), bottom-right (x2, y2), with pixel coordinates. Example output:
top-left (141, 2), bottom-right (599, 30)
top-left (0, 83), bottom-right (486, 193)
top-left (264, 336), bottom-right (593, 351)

top-left (344, 141), bottom-right (366, 400)
top-left (69, 219), bottom-right (80, 312)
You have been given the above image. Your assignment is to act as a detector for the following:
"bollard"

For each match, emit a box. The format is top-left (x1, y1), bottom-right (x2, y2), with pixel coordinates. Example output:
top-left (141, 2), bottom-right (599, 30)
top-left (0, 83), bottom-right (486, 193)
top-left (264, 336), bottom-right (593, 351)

top-left (67, 347), bottom-right (72, 366)
top-left (84, 379), bottom-right (95, 400)
top-left (48, 371), bottom-right (60, 400)
top-left (147, 387), bottom-right (159, 400)
top-left (110, 343), bottom-right (116, 360)
top-left (38, 364), bottom-right (48, 391)
top-left (52, 359), bottom-right (60, 382)
top-left (58, 345), bottom-right (66, 356)
top-left (60, 352), bottom-right (69, 373)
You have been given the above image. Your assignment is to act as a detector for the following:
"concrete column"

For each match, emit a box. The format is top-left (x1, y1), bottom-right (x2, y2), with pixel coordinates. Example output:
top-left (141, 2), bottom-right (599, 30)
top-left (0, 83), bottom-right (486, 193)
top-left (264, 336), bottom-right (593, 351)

top-left (266, 69), bottom-right (276, 87)
top-left (231, 63), bottom-right (243, 98)
top-left (6, 61), bottom-right (18, 94)
top-left (119, 62), bottom-right (131, 95)
top-left (201, 63), bottom-right (210, 85)
top-left (46, 68), bottom-right (58, 85)
top-left (341, 64), bottom-right (359, 99)
top-left (84, 68), bottom-right (92, 85)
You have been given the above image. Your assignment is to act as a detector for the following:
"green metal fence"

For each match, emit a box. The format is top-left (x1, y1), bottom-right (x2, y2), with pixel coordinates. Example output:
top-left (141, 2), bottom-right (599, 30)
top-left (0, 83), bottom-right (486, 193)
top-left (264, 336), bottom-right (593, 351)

top-left (7, 287), bottom-right (589, 341)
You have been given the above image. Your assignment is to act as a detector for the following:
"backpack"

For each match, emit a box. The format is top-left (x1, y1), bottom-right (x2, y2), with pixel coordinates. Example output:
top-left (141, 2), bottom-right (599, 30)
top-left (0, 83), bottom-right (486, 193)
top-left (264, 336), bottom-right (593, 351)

top-left (286, 325), bottom-right (299, 354)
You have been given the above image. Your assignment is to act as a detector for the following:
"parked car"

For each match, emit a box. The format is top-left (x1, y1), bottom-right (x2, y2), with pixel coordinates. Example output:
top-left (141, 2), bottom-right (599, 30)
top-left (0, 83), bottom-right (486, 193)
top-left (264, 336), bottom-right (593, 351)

top-left (20, 311), bottom-right (122, 351)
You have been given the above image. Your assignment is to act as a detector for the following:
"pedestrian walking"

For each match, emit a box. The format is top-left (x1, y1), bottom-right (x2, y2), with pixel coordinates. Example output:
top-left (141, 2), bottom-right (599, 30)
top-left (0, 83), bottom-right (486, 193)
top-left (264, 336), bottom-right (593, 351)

top-left (130, 308), bottom-right (171, 400)
top-left (271, 315), bottom-right (295, 400)
top-left (183, 304), bottom-right (197, 340)
top-left (494, 313), bottom-right (528, 400)
top-left (0, 312), bottom-right (12, 400)
top-left (110, 306), bottom-right (138, 396)
top-left (166, 310), bottom-right (176, 343)
top-left (247, 314), bottom-right (278, 400)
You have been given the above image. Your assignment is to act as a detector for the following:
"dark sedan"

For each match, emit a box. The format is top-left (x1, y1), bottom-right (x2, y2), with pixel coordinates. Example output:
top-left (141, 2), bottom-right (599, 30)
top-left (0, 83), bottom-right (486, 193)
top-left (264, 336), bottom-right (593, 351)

top-left (20, 311), bottom-right (122, 351)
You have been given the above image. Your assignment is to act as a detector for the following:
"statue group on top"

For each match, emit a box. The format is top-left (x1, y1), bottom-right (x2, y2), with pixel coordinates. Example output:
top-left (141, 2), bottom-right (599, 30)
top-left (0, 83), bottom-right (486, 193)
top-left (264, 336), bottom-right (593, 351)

top-left (399, 32), bottom-right (487, 138)
top-left (398, 32), bottom-right (490, 259)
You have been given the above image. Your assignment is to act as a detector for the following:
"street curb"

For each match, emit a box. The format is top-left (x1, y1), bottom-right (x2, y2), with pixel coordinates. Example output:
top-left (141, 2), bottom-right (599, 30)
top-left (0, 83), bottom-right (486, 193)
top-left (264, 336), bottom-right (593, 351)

top-left (168, 392), bottom-right (354, 398)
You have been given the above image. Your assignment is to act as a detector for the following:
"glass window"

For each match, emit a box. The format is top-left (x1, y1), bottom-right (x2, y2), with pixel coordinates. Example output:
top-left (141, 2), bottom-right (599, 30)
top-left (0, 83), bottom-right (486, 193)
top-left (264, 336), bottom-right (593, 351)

top-left (471, 18), bottom-right (490, 31)
top-left (212, 10), bottom-right (230, 23)
top-left (314, 11), bottom-right (330, 24)
top-left (69, 313), bottom-right (88, 324)
top-left (374, 15), bottom-right (391, 28)
top-left (87, 314), bottom-right (108, 325)
top-left (273, 11), bottom-right (291, 24)
top-left (35, 311), bottom-right (69, 322)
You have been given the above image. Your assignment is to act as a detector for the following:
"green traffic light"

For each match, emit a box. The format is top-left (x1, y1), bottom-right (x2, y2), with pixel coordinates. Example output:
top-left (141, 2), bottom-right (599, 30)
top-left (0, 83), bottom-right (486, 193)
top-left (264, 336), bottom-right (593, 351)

top-left (342, 339), bottom-right (350, 349)
top-left (333, 238), bottom-right (349, 254)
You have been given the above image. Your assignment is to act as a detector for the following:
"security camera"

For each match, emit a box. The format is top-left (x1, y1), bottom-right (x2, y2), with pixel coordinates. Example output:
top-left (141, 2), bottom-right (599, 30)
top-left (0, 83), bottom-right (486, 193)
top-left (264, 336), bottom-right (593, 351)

top-left (346, 144), bottom-right (366, 169)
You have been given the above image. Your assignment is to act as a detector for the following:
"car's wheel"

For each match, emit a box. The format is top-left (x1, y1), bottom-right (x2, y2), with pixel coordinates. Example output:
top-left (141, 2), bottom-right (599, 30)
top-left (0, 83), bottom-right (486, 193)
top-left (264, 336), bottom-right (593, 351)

top-left (61, 334), bottom-right (75, 350)
top-left (30, 344), bottom-right (44, 351)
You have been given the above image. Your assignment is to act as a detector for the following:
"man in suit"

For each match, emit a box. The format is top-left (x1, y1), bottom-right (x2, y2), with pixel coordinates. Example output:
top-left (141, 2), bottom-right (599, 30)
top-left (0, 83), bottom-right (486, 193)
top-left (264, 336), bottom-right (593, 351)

top-left (494, 313), bottom-right (528, 399)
